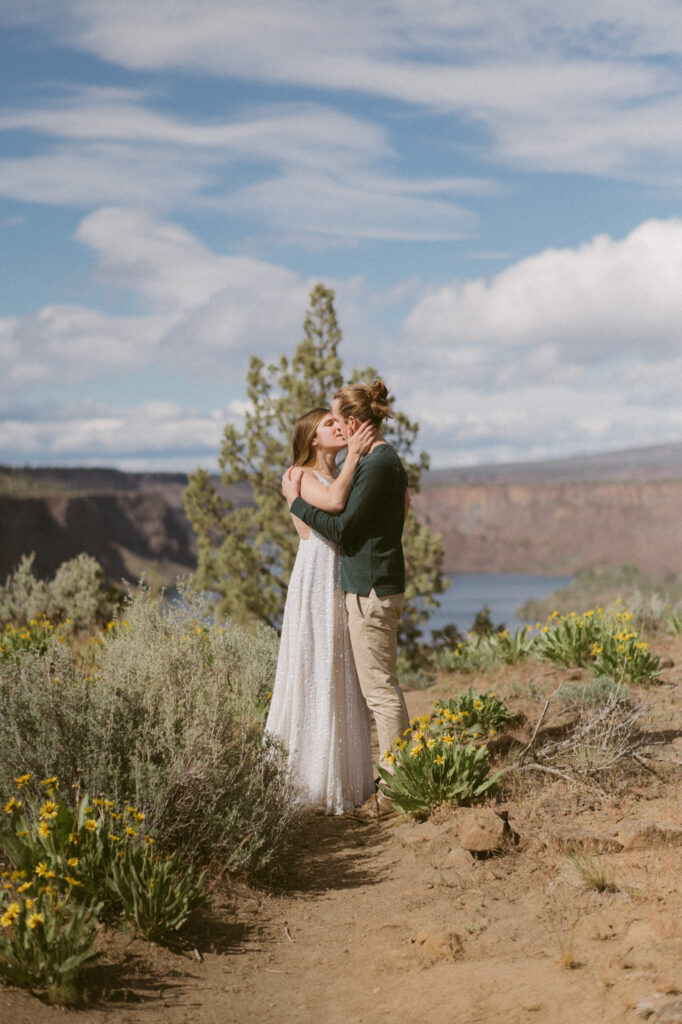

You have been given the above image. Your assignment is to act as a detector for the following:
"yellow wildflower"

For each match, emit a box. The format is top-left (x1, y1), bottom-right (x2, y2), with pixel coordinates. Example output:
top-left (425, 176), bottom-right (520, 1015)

top-left (85, 819), bottom-right (97, 832)
top-left (442, 735), bottom-right (454, 745)
top-left (109, 834), bottom-right (121, 842)
top-left (434, 755), bottom-right (444, 766)
top-left (17, 881), bottom-right (32, 893)
top-left (4, 796), bottom-right (21, 814)
top-left (40, 776), bottom-right (58, 788)
top-left (0, 902), bottom-right (20, 927)
top-left (426, 738), bottom-right (436, 750)
top-left (34, 862), bottom-right (49, 877)
top-left (410, 743), bottom-right (424, 757)
top-left (64, 876), bottom-right (83, 887)
top-left (67, 857), bottom-right (79, 868)
top-left (14, 774), bottom-right (30, 788)
top-left (27, 913), bottom-right (44, 930)
top-left (40, 800), bottom-right (58, 820)
top-left (125, 826), bottom-right (137, 838)
top-left (37, 821), bottom-right (51, 839)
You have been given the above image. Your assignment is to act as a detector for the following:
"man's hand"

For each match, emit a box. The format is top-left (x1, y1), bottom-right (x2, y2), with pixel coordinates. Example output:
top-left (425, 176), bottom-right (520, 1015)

top-left (282, 466), bottom-right (304, 507)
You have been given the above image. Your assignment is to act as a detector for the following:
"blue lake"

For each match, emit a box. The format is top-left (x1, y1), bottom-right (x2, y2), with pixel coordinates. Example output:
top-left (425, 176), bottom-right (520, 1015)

top-left (424, 573), bottom-right (573, 636)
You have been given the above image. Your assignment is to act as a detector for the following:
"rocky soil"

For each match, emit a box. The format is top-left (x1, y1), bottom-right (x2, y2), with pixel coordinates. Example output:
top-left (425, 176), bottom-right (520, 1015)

top-left (2, 640), bottom-right (681, 1024)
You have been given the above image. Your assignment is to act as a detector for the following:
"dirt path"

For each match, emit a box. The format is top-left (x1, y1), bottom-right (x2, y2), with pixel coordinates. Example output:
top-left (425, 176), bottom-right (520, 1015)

top-left (3, 649), bottom-right (682, 1024)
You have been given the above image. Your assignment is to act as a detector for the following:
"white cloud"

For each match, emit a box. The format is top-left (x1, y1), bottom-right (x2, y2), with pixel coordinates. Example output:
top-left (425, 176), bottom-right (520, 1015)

top-left (0, 91), bottom-right (484, 239)
top-left (0, 400), bottom-right (228, 467)
top-left (5, 1), bottom-right (682, 182)
top-left (5, 207), bottom-right (682, 470)
top-left (405, 219), bottom-right (682, 375)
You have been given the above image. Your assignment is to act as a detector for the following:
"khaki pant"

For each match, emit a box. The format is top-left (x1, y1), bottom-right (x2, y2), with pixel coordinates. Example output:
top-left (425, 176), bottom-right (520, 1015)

top-left (345, 589), bottom-right (409, 768)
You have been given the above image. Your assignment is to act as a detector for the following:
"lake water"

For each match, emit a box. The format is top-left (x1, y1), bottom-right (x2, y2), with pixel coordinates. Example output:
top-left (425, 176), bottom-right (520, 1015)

top-left (424, 573), bottom-right (573, 637)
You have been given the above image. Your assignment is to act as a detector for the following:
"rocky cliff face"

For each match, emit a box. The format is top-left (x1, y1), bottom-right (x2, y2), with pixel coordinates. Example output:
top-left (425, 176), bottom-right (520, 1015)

top-left (0, 488), bottom-right (196, 585)
top-left (3, 445), bottom-right (682, 586)
top-left (413, 478), bottom-right (682, 578)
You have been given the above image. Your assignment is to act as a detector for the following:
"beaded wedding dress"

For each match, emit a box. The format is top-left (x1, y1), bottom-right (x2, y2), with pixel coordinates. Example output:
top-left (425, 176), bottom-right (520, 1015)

top-left (265, 477), bottom-right (374, 814)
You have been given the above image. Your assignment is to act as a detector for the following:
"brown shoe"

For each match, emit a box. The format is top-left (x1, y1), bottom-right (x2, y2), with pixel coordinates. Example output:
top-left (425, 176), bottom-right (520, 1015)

top-left (350, 793), bottom-right (396, 822)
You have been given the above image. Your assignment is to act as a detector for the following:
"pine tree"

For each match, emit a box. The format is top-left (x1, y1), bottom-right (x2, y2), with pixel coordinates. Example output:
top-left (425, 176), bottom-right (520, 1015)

top-left (184, 283), bottom-right (448, 653)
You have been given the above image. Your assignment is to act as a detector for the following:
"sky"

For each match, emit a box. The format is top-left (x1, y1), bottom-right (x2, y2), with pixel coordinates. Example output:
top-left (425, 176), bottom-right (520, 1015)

top-left (2, 1), bottom-right (682, 472)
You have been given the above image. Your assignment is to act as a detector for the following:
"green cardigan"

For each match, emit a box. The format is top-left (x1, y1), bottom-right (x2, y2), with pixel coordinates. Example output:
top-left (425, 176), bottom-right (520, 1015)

top-left (290, 443), bottom-right (407, 596)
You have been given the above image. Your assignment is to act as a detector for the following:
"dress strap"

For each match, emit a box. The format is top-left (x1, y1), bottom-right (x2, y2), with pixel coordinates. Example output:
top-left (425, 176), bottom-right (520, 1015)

top-left (312, 471), bottom-right (332, 488)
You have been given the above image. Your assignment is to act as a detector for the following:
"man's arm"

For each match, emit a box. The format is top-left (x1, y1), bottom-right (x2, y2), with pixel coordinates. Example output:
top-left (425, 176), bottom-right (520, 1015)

top-left (286, 456), bottom-right (387, 545)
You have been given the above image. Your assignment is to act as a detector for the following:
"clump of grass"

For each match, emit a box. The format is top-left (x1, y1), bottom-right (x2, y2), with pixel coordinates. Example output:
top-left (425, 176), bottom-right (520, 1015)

top-left (569, 853), bottom-right (618, 893)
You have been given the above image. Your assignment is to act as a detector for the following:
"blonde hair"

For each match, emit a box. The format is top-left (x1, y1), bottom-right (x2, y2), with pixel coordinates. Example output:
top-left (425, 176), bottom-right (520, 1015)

top-left (333, 379), bottom-right (393, 427)
top-left (292, 407), bottom-right (329, 467)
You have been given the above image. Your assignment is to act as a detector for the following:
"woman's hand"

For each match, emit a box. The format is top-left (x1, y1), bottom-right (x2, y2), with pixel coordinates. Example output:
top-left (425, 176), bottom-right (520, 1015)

top-left (282, 465), bottom-right (304, 505)
top-left (347, 420), bottom-right (377, 458)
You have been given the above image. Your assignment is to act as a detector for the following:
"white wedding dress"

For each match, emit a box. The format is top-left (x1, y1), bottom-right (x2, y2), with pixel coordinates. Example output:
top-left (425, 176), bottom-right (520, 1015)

top-left (265, 476), bottom-right (374, 814)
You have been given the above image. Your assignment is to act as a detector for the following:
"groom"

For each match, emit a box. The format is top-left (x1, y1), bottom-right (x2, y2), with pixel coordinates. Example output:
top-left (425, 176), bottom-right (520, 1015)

top-left (282, 387), bottom-right (410, 817)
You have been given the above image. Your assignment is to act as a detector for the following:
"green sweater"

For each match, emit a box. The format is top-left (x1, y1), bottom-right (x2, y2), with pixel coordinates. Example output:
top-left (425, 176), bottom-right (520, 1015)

top-left (290, 443), bottom-right (407, 596)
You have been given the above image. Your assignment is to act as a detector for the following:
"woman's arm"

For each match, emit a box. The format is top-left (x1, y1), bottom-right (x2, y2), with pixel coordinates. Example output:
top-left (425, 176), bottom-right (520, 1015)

top-left (298, 421), bottom-right (376, 513)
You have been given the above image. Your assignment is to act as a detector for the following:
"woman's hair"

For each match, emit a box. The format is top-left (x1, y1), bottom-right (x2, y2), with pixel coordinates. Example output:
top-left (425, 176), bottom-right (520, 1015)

top-left (292, 407), bottom-right (329, 468)
top-left (334, 379), bottom-right (393, 427)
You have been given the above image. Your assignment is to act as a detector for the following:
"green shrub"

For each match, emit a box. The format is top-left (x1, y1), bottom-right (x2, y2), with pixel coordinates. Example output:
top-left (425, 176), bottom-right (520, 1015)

top-left (0, 587), bottom-right (299, 878)
top-left (0, 885), bottom-right (101, 1005)
top-left (376, 691), bottom-right (510, 816)
top-left (558, 676), bottom-right (629, 708)
top-left (377, 736), bottom-right (503, 817)
top-left (433, 687), bottom-right (512, 740)
top-left (109, 846), bottom-right (207, 941)
top-left (0, 553), bottom-right (114, 631)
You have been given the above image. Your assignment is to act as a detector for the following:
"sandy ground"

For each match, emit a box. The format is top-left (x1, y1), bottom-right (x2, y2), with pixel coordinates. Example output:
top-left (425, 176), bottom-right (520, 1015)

top-left (2, 639), bottom-right (681, 1024)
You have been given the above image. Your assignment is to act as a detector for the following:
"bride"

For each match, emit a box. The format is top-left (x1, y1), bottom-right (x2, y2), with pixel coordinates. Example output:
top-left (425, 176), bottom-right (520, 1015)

top-left (264, 407), bottom-right (376, 814)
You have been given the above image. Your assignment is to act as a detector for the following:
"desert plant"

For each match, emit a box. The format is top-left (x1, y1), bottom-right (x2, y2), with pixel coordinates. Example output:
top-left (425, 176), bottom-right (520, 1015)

top-left (433, 687), bottom-right (512, 740)
top-left (590, 624), bottom-right (661, 686)
top-left (377, 736), bottom-right (504, 817)
top-left (0, 617), bottom-right (57, 662)
top-left (0, 887), bottom-right (101, 1004)
top-left (1, 777), bottom-right (159, 920)
top-left (0, 553), bottom-right (114, 631)
top-left (568, 853), bottom-right (618, 892)
top-left (534, 610), bottom-right (601, 667)
top-left (0, 587), bottom-right (300, 879)
top-left (482, 625), bottom-right (536, 665)
top-left (109, 846), bottom-right (207, 941)
top-left (558, 676), bottom-right (629, 708)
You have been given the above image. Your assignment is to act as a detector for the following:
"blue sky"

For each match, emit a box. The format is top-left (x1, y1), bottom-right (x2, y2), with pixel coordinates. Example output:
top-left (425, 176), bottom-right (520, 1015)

top-left (2, 1), bottom-right (682, 470)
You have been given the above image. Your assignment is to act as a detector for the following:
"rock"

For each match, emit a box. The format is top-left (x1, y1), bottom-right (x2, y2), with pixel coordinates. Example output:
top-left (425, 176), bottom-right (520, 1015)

top-left (459, 808), bottom-right (508, 854)
top-left (442, 847), bottom-right (475, 872)
top-left (553, 829), bottom-right (624, 855)
top-left (415, 929), bottom-right (464, 963)
top-left (619, 823), bottom-right (682, 851)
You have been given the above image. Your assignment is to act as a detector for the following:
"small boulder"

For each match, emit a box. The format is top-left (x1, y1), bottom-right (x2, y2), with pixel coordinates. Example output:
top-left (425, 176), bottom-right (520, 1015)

top-left (442, 847), bottom-right (475, 872)
top-left (459, 808), bottom-right (508, 854)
